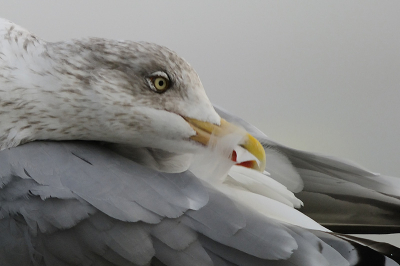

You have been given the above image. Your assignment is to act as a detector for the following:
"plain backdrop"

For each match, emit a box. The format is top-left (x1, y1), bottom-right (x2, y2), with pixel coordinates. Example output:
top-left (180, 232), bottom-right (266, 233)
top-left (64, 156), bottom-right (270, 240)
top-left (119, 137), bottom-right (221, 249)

top-left (2, 1), bottom-right (400, 246)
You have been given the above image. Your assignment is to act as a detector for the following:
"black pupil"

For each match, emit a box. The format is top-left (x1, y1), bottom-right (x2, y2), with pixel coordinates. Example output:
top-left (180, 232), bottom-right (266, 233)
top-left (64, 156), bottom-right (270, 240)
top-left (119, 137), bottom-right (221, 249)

top-left (158, 80), bottom-right (164, 87)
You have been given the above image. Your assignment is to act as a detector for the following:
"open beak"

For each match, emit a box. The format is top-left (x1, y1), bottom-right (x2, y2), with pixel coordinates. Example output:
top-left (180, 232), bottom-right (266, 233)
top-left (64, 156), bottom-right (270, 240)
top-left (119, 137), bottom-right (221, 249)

top-left (184, 117), bottom-right (266, 172)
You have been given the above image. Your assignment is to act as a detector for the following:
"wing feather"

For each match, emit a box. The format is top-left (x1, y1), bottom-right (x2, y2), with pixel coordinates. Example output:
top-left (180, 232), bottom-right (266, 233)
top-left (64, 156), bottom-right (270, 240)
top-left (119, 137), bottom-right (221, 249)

top-left (2, 140), bottom-right (400, 265)
top-left (215, 105), bottom-right (400, 234)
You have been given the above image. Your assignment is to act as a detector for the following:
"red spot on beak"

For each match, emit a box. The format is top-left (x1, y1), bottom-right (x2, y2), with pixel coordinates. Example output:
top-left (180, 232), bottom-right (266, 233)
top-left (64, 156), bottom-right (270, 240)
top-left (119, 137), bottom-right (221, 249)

top-left (231, 150), bottom-right (237, 162)
top-left (231, 150), bottom-right (257, 169)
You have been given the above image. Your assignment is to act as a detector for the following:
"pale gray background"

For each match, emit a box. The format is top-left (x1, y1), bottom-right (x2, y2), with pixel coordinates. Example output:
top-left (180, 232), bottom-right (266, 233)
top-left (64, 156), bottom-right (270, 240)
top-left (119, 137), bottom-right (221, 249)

top-left (3, 1), bottom-right (400, 246)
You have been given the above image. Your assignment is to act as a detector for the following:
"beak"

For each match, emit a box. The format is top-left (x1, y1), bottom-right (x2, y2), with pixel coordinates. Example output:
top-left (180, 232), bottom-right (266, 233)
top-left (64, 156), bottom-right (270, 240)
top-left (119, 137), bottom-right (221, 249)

top-left (184, 117), bottom-right (266, 172)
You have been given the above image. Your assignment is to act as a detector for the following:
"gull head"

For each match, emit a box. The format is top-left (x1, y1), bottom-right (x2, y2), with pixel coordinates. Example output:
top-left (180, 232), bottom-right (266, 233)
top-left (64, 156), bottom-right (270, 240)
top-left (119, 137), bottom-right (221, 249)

top-left (0, 20), bottom-right (265, 172)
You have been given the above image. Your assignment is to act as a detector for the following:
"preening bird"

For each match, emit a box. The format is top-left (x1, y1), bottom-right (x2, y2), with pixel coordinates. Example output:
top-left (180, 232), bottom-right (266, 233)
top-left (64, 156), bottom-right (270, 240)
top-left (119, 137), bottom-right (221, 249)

top-left (2, 18), bottom-right (400, 266)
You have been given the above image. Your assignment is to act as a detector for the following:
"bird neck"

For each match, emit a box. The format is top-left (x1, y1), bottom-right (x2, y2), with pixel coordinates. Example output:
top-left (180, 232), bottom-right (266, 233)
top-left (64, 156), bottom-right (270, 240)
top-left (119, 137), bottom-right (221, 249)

top-left (0, 40), bottom-right (153, 150)
top-left (0, 40), bottom-right (95, 149)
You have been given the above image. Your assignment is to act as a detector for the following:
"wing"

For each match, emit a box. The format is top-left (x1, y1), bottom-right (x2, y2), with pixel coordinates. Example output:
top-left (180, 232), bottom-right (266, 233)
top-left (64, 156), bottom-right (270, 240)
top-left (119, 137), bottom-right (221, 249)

top-left (215, 105), bottom-right (400, 234)
top-left (2, 141), bottom-right (400, 265)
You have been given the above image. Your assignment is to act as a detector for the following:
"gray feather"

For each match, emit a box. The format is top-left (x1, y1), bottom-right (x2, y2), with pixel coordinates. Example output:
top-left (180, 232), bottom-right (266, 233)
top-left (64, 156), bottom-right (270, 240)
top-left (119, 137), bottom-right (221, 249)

top-left (185, 198), bottom-right (297, 260)
top-left (150, 218), bottom-right (197, 250)
top-left (153, 237), bottom-right (213, 266)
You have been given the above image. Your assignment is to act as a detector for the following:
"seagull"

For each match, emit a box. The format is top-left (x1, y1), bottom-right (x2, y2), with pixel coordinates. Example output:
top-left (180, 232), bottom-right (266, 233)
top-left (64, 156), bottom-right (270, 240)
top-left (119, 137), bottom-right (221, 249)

top-left (1, 18), bottom-right (400, 266)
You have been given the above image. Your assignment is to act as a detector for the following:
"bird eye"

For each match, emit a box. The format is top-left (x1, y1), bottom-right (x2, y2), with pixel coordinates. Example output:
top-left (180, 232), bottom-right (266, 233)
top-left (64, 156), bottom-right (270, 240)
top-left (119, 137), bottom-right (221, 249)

top-left (147, 72), bottom-right (171, 93)
top-left (153, 77), bottom-right (168, 91)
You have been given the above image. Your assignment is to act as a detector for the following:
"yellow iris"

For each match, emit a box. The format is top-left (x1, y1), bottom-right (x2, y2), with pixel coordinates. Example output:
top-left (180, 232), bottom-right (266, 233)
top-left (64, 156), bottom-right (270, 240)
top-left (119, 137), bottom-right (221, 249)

top-left (153, 77), bottom-right (168, 91)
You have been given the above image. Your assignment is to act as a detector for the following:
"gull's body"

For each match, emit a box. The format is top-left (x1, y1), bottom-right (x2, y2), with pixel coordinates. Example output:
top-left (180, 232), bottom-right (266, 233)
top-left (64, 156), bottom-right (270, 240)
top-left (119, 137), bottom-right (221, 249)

top-left (1, 18), bottom-right (400, 266)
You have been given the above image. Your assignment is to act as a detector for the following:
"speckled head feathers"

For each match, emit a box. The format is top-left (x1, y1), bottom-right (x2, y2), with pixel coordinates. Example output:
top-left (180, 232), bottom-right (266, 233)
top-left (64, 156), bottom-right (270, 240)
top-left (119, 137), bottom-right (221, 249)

top-left (0, 18), bottom-right (220, 153)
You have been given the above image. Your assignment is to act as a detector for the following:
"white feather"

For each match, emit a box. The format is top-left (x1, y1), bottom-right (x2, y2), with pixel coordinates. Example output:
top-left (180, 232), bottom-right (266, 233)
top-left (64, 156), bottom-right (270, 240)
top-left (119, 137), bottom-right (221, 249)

top-left (226, 165), bottom-right (303, 208)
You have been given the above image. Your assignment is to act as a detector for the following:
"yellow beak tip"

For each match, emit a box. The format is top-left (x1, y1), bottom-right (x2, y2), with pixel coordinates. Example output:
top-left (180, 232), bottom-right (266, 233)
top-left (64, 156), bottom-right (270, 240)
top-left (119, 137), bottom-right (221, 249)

top-left (242, 133), bottom-right (266, 172)
top-left (185, 116), bottom-right (266, 172)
